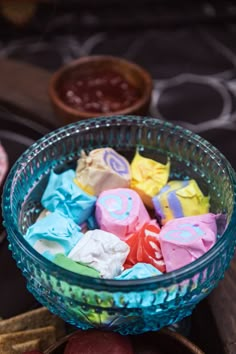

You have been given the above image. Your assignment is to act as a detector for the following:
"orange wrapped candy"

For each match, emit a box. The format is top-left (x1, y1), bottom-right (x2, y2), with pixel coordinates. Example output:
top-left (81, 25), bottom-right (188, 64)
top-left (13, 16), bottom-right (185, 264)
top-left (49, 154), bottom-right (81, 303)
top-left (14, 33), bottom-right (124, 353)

top-left (124, 220), bottom-right (166, 273)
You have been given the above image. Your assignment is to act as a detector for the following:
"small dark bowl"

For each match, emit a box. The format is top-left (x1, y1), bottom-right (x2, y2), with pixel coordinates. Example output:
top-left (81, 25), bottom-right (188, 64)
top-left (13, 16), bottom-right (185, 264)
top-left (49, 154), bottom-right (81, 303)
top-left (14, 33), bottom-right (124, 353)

top-left (44, 328), bottom-right (204, 354)
top-left (49, 55), bottom-right (153, 124)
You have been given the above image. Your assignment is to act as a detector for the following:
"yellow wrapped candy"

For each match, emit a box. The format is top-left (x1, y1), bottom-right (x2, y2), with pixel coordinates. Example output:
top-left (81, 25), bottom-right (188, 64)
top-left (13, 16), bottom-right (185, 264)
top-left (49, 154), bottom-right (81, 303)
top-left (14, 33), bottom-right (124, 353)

top-left (152, 179), bottom-right (210, 225)
top-left (131, 151), bottom-right (170, 208)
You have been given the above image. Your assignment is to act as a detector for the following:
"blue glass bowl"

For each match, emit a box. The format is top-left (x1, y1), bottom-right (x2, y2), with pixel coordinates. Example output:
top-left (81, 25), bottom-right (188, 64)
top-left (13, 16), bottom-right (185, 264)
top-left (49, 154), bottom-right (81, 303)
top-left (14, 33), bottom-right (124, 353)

top-left (2, 116), bottom-right (236, 335)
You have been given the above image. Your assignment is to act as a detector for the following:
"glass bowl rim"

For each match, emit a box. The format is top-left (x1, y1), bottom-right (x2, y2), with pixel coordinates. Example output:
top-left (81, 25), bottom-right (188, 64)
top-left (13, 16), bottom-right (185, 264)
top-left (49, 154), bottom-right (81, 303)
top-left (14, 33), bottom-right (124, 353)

top-left (2, 115), bottom-right (236, 290)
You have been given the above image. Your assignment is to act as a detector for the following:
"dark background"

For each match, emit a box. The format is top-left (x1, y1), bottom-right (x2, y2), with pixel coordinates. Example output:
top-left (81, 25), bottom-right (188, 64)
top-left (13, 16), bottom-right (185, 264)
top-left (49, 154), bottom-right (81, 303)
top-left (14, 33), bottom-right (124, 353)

top-left (1, 0), bottom-right (236, 173)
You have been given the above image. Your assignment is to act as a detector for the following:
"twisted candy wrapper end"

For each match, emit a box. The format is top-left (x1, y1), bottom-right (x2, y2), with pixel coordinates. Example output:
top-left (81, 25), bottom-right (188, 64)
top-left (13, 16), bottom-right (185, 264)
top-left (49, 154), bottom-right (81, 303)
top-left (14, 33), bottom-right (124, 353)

top-left (131, 150), bottom-right (170, 208)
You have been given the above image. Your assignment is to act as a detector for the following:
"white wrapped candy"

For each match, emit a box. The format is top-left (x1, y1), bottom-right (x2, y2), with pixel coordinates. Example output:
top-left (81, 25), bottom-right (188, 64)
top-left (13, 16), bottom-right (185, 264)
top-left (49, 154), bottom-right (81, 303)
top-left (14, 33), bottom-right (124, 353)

top-left (68, 229), bottom-right (130, 279)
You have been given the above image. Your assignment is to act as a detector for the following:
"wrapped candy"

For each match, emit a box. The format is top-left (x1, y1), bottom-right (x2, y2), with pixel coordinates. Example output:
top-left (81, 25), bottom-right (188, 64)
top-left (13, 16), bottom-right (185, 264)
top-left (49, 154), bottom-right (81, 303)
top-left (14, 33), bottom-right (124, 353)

top-left (75, 148), bottom-right (131, 196)
top-left (24, 211), bottom-right (83, 260)
top-left (159, 213), bottom-right (217, 272)
top-left (53, 254), bottom-right (100, 278)
top-left (131, 151), bottom-right (170, 209)
top-left (0, 142), bottom-right (8, 187)
top-left (37, 209), bottom-right (98, 233)
top-left (68, 229), bottom-right (130, 279)
top-left (41, 169), bottom-right (96, 225)
top-left (115, 263), bottom-right (162, 280)
top-left (95, 188), bottom-right (151, 241)
top-left (124, 220), bottom-right (165, 272)
top-left (152, 179), bottom-right (210, 225)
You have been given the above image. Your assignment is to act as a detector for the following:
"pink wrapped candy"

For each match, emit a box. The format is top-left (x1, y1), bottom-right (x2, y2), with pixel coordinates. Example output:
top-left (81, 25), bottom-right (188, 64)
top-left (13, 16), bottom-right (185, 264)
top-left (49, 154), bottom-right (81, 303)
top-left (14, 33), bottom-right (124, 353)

top-left (0, 143), bottom-right (8, 186)
top-left (159, 213), bottom-right (217, 272)
top-left (95, 188), bottom-right (151, 241)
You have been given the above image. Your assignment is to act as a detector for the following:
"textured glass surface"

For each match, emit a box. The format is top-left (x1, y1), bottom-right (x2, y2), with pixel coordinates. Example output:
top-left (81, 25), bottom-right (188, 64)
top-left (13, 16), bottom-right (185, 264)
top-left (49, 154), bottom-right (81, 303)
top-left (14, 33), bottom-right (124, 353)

top-left (3, 115), bottom-right (236, 334)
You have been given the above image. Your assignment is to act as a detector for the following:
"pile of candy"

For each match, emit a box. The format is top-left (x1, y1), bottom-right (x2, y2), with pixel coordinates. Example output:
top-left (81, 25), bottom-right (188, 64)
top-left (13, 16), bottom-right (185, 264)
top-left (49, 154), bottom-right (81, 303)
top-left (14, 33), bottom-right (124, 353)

top-left (24, 147), bottom-right (224, 280)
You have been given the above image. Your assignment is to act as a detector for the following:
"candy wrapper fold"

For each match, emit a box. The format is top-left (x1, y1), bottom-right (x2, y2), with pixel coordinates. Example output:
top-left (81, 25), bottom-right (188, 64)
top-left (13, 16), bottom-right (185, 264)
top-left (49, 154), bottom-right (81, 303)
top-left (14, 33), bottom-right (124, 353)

top-left (41, 169), bottom-right (96, 225)
top-left (96, 188), bottom-right (151, 241)
top-left (124, 220), bottom-right (166, 273)
top-left (159, 213), bottom-right (217, 272)
top-left (24, 212), bottom-right (83, 260)
top-left (152, 179), bottom-right (209, 225)
top-left (75, 148), bottom-right (131, 195)
top-left (131, 150), bottom-right (170, 209)
top-left (68, 229), bottom-right (130, 279)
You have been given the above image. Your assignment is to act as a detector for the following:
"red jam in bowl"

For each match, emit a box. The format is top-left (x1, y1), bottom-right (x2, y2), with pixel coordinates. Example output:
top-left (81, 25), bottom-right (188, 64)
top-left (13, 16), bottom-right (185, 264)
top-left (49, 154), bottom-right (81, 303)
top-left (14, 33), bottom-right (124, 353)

top-left (59, 69), bottom-right (142, 113)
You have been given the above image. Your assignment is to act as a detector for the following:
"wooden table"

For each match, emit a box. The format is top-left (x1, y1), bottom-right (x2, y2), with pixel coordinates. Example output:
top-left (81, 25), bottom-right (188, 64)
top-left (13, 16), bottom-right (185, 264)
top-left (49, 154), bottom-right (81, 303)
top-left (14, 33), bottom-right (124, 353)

top-left (208, 260), bottom-right (236, 354)
top-left (0, 58), bottom-right (234, 354)
top-left (0, 58), bottom-right (59, 129)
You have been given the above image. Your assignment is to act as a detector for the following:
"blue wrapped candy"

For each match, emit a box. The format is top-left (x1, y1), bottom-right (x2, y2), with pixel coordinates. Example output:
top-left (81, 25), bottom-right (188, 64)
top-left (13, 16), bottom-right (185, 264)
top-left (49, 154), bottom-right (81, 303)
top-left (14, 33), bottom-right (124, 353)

top-left (41, 169), bottom-right (96, 224)
top-left (115, 262), bottom-right (162, 280)
top-left (24, 211), bottom-right (83, 260)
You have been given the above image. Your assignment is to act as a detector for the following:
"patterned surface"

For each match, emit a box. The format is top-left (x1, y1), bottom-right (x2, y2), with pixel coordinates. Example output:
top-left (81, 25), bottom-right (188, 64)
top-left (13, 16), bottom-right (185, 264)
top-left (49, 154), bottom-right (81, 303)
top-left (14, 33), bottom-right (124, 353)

top-left (1, 3), bottom-right (236, 168)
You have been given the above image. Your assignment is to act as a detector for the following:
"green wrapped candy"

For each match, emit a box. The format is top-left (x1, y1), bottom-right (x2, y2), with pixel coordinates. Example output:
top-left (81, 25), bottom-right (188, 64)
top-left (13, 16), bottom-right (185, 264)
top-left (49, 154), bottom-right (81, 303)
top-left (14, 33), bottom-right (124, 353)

top-left (53, 253), bottom-right (100, 278)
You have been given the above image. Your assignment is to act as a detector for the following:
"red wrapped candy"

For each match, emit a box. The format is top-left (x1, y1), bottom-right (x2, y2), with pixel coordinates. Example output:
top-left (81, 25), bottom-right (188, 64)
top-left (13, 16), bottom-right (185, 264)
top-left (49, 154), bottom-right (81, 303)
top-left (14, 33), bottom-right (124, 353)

top-left (64, 330), bottom-right (134, 354)
top-left (124, 220), bottom-right (166, 273)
